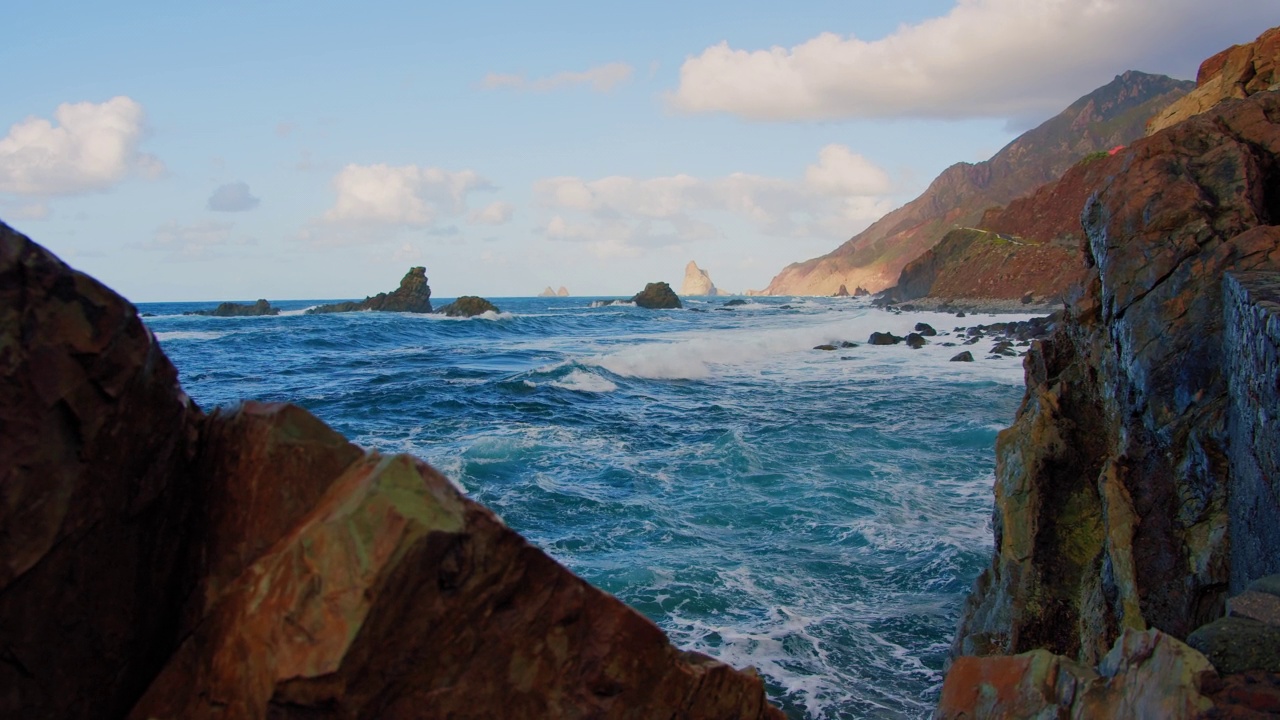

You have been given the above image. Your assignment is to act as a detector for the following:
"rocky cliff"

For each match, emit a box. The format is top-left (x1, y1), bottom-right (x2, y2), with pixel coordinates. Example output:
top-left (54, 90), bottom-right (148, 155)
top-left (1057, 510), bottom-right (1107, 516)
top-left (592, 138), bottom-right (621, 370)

top-left (881, 146), bottom-right (1128, 305)
top-left (680, 260), bottom-right (720, 296)
top-left (0, 222), bottom-right (781, 718)
top-left (938, 80), bottom-right (1280, 717)
top-left (306, 266), bottom-right (433, 314)
top-left (1148, 26), bottom-right (1280, 135)
top-left (759, 71), bottom-right (1193, 296)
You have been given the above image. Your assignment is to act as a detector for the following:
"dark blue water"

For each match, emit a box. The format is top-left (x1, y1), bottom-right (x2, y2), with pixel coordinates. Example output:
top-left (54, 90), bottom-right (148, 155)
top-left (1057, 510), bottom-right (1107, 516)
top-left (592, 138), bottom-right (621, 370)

top-left (142, 295), bottom-right (1033, 719)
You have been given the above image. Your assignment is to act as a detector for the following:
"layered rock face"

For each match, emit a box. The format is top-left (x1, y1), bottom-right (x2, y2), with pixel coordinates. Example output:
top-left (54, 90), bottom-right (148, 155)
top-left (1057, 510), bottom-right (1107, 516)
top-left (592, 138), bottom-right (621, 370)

top-left (680, 260), bottom-right (719, 296)
top-left (941, 88), bottom-right (1280, 716)
top-left (881, 148), bottom-right (1127, 305)
top-left (759, 71), bottom-right (1192, 296)
top-left (0, 223), bottom-right (780, 718)
top-left (1148, 26), bottom-right (1280, 134)
top-left (306, 266), bottom-right (432, 314)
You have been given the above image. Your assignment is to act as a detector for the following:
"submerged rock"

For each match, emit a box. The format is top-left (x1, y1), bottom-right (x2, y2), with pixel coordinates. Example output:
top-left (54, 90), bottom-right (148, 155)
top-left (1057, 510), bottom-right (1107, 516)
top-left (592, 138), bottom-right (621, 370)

top-left (437, 296), bottom-right (499, 317)
top-left (631, 282), bottom-right (682, 309)
top-left (950, 351), bottom-right (974, 362)
top-left (724, 298), bottom-right (748, 307)
top-left (0, 222), bottom-right (783, 719)
top-left (306, 267), bottom-right (433, 314)
top-left (186, 299), bottom-right (279, 317)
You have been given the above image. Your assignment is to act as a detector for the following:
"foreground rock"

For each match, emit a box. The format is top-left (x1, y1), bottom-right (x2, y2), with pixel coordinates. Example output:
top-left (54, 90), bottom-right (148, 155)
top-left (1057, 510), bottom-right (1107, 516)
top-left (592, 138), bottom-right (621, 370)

top-left (943, 65), bottom-right (1280, 716)
top-left (0, 223), bottom-right (781, 719)
top-left (306, 267), bottom-right (432, 314)
top-left (680, 260), bottom-right (720, 296)
top-left (632, 281), bottom-right (682, 309)
top-left (437, 295), bottom-right (500, 317)
top-left (186, 298), bottom-right (279, 317)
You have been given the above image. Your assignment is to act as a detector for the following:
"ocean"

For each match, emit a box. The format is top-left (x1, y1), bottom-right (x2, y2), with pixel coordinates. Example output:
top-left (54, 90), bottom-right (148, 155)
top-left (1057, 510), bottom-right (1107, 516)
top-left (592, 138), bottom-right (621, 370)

top-left (141, 295), bottom-right (1037, 719)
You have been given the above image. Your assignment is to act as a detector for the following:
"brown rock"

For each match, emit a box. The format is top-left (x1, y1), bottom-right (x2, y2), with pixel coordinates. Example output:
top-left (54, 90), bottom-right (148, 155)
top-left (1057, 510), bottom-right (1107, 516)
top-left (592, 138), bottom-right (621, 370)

top-left (0, 222), bottom-right (782, 719)
top-left (938, 629), bottom-right (1216, 719)
top-left (953, 85), bottom-right (1280, 666)
top-left (0, 222), bottom-right (201, 718)
top-left (1148, 26), bottom-right (1280, 134)
top-left (760, 71), bottom-right (1192, 296)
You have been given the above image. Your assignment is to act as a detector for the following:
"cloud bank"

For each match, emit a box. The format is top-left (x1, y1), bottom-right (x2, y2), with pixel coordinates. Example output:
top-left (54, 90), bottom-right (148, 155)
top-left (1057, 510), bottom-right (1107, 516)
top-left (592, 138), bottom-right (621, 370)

top-left (0, 96), bottom-right (163, 195)
top-left (533, 144), bottom-right (894, 257)
top-left (670, 0), bottom-right (1278, 121)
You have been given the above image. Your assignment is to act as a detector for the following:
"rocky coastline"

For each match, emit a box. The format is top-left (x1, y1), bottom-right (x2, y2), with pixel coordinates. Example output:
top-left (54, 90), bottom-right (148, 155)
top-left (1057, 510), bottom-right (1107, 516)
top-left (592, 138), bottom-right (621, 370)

top-left (937, 32), bottom-right (1280, 717)
top-left (305, 266), bottom-right (433, 314)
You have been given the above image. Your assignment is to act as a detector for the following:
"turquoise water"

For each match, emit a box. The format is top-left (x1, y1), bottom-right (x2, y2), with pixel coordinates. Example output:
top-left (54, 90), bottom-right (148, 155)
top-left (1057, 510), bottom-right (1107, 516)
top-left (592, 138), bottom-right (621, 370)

top-left (142, 295), bottom-right (1033, 719)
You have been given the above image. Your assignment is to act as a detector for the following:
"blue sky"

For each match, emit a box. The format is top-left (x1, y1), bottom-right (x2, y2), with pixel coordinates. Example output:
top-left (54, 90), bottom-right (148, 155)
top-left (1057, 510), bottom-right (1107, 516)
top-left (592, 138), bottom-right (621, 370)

top-left (1, 1), bottom-right (1274, 301)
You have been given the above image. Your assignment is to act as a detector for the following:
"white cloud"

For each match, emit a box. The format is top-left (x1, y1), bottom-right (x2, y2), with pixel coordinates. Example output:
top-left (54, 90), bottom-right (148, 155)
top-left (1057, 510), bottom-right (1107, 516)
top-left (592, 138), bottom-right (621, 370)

top-left (207, 181), bottom-right (260, 212)
top-left (138, 220), bottom-right (255, 259)
top-left (0, 96), bottom-right (163, 195)
top-left (468, 200), bottom-right (514, 225)
top-left (320, 163), bottom-right (490, 227)
top-left (669, 0), bottom-right (1278, 121)
top-left (533, 144), bottom-right (894, 251)
top-left (481, 62), bottom-right (633, 93)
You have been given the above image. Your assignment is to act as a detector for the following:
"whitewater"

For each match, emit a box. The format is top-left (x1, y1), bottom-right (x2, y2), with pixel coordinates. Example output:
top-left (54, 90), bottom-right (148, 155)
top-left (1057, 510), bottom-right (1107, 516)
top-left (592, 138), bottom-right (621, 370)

top-left (144, 294), bottom-right (1040, 719)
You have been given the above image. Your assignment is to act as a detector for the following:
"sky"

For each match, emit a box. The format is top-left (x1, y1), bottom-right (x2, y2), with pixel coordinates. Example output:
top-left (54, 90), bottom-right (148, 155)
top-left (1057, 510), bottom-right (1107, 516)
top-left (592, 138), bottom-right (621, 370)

top-left (1, 1), bottom-right (1275, 301)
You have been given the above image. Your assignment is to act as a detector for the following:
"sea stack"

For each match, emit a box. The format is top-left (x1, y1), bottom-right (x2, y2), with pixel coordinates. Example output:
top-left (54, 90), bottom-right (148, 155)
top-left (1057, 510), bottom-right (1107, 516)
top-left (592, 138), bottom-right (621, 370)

top-left (557, 286), bottom-right (569, 297)
top-left (538, 286), bottom-right (556, 297)
top-left (306, 267), bottom-right (433, 314)
top-left (680, 261), bottom-right (718, 296)
top-left (631, 282), bottom-right (682, 309)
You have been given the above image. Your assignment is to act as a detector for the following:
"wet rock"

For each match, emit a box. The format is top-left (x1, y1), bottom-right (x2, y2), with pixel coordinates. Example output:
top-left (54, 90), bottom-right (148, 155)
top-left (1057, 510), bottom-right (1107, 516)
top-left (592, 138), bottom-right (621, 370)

top-left (813, 344), bottom-right (837, 351)
top-left (913, 322), bottom-right (937, 336)
top-left (951, 351), bottom-right (974, 362)
top-left (868, 332), bottom-right (903, 345)
top-left (839, 341), bottom-right (858, 348)
top-left (1021, 292), bottom-right (1034, 304)
top-left (631, 282), bottom-right (682, 309)
top-left (724, 299), bottom-right (748, 307)
top-left (307, 267), bottom-right (433, 314)
top-left (956, 311), bottom-right (966, 317)
top-left (437, 296), bottom-right (500, 317)
top-left (779, 304), bottom-right (793, 310)
top-left (906, 333), bottom-right (927, 349)
top-left (187, 299), bottom-right (279, 317)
